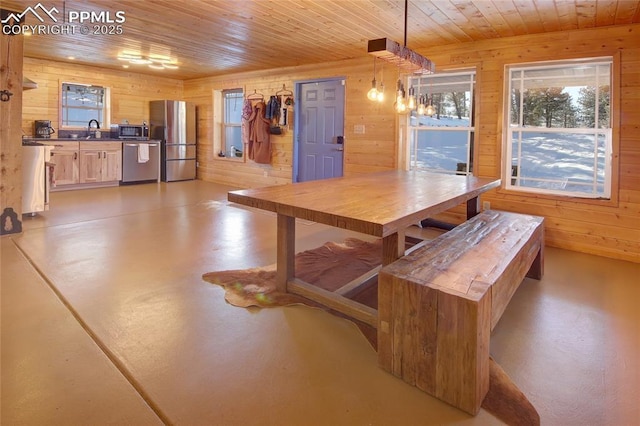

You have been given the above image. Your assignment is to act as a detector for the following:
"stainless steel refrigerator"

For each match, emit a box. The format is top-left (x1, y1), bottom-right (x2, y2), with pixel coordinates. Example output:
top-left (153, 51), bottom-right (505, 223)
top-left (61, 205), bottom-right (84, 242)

top-left (150, 100), bottom-right (196, 182)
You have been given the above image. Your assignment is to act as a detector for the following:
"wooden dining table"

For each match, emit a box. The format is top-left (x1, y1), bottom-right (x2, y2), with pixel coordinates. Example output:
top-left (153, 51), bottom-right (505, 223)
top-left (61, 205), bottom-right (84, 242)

top-left (228, 170), bottom-right (501, 327)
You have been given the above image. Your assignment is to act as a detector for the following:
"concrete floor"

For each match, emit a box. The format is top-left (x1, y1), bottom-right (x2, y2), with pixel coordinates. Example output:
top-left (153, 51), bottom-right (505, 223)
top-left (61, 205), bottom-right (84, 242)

top-left (1, 180), bottom-right (638, 425)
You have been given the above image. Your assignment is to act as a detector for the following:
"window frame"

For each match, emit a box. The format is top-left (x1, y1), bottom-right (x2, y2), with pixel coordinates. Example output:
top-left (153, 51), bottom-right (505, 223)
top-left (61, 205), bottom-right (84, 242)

top-left (503, 58), bottom-right (615, 200)
top-left (222, 88), bottom-right (244, 159)
top-left (60, 82), bottom-right (110, 130)
top-left (407, 70), bottom-right (476, 176)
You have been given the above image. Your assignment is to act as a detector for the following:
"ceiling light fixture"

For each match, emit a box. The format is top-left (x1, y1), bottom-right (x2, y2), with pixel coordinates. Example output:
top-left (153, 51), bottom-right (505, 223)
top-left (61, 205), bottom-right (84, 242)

top-left (367, 0), bottom-right (434, 113)
top-left (117, 53), bottom-right (179, 70)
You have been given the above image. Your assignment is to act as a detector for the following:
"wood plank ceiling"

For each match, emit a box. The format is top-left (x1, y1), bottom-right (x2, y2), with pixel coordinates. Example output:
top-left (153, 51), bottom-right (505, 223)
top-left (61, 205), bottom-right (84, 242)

top-left (2, 0), bottom-right (640, 80)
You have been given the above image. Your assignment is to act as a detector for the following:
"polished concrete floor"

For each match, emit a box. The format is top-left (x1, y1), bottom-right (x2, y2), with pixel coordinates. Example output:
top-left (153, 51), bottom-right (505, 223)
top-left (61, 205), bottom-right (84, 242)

top-left (2, 180), bottom-right (639, 425)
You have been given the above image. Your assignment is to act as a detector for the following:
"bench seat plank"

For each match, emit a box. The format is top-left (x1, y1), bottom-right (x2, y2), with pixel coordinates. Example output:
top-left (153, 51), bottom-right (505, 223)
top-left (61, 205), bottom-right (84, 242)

top-left (378, 210), bottom-right (544, 415)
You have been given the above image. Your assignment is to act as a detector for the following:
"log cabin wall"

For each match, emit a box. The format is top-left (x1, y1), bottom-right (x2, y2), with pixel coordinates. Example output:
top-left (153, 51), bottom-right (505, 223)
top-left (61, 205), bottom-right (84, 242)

top-left (419, 24), bottom-right (640, 263)
top-left (186, 24), bottom-right (639, 263)
top-left (183, 58), bottom-right (398, 188)
top-left (21, 58), bottom-right (183, 135)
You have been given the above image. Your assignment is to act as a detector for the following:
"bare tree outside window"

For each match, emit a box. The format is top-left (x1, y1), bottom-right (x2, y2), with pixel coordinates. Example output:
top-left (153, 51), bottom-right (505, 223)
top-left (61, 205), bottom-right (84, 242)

top-left (506, 60), bottom-right (612, 198)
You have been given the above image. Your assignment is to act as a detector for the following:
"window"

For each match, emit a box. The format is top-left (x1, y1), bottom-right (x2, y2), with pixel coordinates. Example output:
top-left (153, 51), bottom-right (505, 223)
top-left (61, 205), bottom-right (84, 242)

top-left (61, 83), bottom-right (108, 128)
top-left (408, 72), bottom-right (476, 175)
top-left (223, 89), bottom-right (244, 159)
top-left (505, 59), bottom-right (612, 198)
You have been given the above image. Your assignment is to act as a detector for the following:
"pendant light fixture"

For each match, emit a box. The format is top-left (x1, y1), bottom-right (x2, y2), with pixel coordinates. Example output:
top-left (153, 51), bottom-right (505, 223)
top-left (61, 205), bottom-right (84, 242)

top-left (376, 65), bottom-right (385, 102)
top-left (367, 57), bottom-right (379, 101)
top-left (366, 0), bottom-right (434, 113)
top-left (395, 77), bottom-right (407, 113)
top-left (425, 76), bottom-right (436, 116)
top-left (417, 94), bottom-right (426, 115)
top-left (407, 86), bottom-right (416, 110)
top-left (377, 82), bottom-right (385, 102)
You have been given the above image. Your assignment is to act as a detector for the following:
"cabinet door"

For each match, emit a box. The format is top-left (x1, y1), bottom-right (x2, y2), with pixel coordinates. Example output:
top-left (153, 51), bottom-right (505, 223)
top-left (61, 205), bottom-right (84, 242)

top-left (102, 149), bottom-right (122, 182)
top-left (79, 150), bottom-right (101, 183)
top-left (51, 149), bottom-right (79, 185)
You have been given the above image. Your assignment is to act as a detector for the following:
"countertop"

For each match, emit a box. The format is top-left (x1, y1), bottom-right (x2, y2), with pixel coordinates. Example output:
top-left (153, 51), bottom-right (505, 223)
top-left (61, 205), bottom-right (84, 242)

top-left (23, 138), bottom-right (124, 142)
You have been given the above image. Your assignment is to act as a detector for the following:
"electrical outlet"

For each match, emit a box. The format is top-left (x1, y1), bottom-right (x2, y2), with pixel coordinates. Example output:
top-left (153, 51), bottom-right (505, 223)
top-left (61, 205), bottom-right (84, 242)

top-left (263, 171), bottom-right (268, 177)
top-left (483, 201), bottom-right (491, 211)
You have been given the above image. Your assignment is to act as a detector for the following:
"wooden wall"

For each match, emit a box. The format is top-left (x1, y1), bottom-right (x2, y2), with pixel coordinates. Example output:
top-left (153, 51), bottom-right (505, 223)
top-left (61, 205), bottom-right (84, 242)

top-left (21, 58), bottom-right (183, 134)
top-left (183, 58), bottom-right (398, 188)
top-left (185, 24), bottom-right (639, 263)
top-left (421, 24), bottom-right (640, 263)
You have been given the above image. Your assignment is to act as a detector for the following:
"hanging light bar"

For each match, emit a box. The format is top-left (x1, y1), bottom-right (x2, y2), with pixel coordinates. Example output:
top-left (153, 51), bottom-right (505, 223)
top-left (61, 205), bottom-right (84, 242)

top-left (367, 38), bottom-right (434, 75)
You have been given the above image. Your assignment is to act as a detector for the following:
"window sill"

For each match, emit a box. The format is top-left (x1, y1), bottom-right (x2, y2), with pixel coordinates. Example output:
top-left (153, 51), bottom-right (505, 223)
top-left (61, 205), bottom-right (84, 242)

top-left (214, 156), bottom-right (245, 163)
top-left (496, 186), bottom-right (618, 208)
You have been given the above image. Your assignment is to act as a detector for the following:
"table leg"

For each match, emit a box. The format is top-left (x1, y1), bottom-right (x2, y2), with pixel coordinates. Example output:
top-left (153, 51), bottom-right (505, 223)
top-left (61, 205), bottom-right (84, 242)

top-left (276, 214), bottom-right (295, 293)
top-left (382, 232), bottom-right (400, 266)
top-left (467, 196), bottom-right (480, 219)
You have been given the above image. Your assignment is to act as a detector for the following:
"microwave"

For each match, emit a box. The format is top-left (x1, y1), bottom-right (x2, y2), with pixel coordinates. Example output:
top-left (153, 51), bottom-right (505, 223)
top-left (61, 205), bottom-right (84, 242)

top-left (118, 124), bottom-right (149, 140)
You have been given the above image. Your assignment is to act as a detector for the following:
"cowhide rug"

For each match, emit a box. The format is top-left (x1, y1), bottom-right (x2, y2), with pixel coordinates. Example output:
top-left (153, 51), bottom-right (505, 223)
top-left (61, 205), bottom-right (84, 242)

top-left (202, 238), bottom-right (539, 426)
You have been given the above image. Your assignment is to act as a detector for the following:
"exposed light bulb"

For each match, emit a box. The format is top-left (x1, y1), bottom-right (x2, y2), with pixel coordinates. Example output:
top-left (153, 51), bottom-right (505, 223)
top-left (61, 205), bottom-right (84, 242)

top-left (417, 94), bottom-right (425, 115)
top-left (367, 78), bottom-right (378, 101)
top-left (425, 104), bottom-right (436, 116)
top-left (407, 86), bottom-right (416, 110)
top-left (377, 83), bottom-right (384, 102)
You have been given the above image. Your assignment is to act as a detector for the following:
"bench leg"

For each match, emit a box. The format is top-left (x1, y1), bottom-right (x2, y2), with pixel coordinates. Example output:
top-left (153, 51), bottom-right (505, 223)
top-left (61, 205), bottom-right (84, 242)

top-left (526, 232), bottom-right (545, 280)
top-left (467, 196), bottom-right (480, 218)
top-left (435, 283), bottom-right (492, 415)
top-left (378, 271), bottom-right (491, 415)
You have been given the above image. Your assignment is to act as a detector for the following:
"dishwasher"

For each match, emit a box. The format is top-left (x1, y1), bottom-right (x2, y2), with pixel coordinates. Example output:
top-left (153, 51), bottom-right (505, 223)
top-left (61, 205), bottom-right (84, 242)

top-left (121, 140), bottom-right (160, 183)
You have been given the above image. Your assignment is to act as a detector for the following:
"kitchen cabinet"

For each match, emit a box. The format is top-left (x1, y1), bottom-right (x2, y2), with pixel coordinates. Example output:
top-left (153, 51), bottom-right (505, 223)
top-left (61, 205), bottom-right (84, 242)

top-left (48, 141), bottom-right (80, 186)
top-left (79, 142), bottom-right (122, 183)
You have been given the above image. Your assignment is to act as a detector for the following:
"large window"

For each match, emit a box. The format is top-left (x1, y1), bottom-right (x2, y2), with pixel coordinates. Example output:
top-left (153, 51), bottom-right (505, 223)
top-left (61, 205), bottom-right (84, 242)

top-left (505, 59), bottom-right (612, 198)
top-left (408, 72), bottom-right (475, 175)
top-left (61, 83), bottom-right (107, 128)
top-left (223, 89), bottom-right (244, 159)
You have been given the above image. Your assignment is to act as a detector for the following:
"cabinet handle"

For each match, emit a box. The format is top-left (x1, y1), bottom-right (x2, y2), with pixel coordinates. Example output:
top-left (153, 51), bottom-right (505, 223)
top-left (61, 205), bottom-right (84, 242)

top-left (74, 152), bottom-right (77, 160)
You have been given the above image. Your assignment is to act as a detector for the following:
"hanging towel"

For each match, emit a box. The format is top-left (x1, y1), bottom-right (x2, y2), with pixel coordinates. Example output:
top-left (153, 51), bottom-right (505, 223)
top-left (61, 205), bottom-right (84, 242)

top-left (138, 143), bottom-right (149, 163)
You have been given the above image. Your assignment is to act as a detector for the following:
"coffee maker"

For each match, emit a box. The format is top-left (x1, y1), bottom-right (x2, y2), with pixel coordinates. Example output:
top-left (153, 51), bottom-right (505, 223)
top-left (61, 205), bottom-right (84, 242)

top-left (34, 120), bottom-right (55, 138)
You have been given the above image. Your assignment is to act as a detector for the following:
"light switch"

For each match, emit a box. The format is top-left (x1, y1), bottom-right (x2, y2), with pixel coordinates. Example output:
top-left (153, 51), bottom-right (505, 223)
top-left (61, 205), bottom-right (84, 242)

top-left (354, 124), bottom-right (365, 134)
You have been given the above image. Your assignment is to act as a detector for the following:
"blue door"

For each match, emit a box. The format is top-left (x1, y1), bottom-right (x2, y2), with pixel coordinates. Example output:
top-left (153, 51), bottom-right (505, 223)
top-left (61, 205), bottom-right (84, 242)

top-left (296, 79), bottom-right (345, 182)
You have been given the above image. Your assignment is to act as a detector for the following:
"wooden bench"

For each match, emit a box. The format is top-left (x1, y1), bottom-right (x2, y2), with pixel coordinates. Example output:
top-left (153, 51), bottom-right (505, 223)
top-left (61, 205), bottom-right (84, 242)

top-left (377, 210), bottom-right (544, 415)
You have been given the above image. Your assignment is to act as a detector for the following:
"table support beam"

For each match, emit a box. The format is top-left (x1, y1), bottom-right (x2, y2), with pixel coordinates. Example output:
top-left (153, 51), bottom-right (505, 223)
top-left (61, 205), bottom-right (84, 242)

top-left (276, 214), bottom-right (295, 293)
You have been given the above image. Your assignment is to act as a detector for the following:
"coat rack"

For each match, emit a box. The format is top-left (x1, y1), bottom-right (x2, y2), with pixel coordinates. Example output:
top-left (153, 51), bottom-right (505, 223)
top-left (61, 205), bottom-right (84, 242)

top-left (246, 89), bottom-right (264, 100)
top-left (275, 84), bottom-right (293, 97)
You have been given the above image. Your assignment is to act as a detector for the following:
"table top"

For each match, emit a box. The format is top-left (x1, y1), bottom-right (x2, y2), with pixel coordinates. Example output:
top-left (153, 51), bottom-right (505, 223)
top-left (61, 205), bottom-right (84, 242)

top-left (228, 170), bottom-right (500, 237)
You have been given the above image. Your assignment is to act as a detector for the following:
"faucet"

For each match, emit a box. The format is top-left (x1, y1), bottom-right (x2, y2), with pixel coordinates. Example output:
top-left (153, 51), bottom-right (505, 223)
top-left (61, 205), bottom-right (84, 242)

top-left (87, 119), bottom-right (100, 138)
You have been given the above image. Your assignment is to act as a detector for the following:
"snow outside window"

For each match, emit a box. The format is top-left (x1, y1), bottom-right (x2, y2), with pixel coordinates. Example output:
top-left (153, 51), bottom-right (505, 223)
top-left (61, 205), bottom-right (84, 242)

top-left (223, 89), bottom-right (244, 159)
top-left (408, 72), bottom-right (475, 175)
top-left (61, 83), bottom-right (108, 128)
top-left (505, 59), bottom-right (612, 198)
